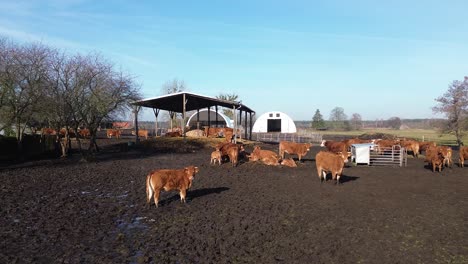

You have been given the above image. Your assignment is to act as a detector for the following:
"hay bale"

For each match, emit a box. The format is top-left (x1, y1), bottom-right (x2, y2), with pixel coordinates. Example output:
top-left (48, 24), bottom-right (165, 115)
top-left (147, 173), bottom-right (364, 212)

top-left (186, 129), bottom-right (206, 137)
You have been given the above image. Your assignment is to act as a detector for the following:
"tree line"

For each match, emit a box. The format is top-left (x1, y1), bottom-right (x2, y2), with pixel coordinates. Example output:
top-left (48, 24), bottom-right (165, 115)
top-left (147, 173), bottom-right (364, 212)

top-left (0, 37), bottom-right (142, 157)
top-left (310, 77), bottom-right (467, 145)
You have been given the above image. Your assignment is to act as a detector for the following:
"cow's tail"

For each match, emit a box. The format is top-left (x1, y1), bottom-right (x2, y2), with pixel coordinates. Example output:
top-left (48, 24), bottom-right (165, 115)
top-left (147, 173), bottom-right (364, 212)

top-left (146, 173), bottom-right (153, 206)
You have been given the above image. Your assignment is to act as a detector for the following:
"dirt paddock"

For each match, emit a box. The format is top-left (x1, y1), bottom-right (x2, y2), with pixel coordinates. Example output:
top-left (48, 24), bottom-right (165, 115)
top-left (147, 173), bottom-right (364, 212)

top-left (1, 138), bottom-right (467, 263)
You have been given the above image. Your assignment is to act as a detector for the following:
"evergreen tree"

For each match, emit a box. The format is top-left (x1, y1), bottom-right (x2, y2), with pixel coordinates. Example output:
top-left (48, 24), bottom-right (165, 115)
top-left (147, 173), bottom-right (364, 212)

top-left (312, 109), bottom-right (325, 130)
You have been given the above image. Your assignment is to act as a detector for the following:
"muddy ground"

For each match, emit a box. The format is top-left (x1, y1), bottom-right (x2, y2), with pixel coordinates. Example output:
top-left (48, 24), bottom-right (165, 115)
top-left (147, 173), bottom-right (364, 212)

top-left (1, 138), bottom-right (467, 263)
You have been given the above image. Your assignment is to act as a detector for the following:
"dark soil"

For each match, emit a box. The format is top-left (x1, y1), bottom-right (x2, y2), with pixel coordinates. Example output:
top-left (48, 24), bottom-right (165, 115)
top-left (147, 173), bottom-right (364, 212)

top-left (1, 138), bottom-right (467, 263)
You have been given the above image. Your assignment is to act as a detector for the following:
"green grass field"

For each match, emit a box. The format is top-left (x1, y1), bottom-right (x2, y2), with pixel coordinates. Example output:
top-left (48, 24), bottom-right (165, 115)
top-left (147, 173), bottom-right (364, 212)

top-left (300, 128), bottom-right (467, 145)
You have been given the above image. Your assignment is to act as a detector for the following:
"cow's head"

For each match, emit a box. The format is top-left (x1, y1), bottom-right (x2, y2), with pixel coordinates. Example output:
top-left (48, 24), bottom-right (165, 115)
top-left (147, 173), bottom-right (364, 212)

top-left (184, 166), bottom-right (199, 181)
top-left (337, 152), bottom-right (349, 163)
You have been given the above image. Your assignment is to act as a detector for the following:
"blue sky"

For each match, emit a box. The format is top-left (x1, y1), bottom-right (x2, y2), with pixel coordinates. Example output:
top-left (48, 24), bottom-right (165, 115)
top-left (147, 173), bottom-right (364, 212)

top-left (1, 0), bottom-right (467, 121)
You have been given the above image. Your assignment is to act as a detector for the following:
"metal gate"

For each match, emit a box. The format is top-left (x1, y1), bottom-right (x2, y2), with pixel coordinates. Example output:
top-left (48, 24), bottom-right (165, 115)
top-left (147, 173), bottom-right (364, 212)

top-left (370, 145), bottom-right (407, 167)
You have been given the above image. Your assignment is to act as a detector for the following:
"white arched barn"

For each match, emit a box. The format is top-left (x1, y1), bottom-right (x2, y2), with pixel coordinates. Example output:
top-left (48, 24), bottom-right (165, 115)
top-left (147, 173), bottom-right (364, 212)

top-left (252, 111), bottom-right (297, 133)
top-left (186, 109), bottom-right (234, 129)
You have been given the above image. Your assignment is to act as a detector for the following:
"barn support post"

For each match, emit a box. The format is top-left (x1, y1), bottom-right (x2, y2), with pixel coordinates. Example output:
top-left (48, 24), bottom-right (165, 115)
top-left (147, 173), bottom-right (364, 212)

top-left (183, 93), bottom-right (186, 138)
top-left (244, 111), bottom-right (248, 139)
top-left (238, 110), bottom-right (243, 140)
top-left (134, 105), bottom-right (141, 144)
top-left (207, 107), bottom-right (211, 137)
top-left (196, 109), bottom-right (200, 130)
top-left (153, 108), bottom-right (160, 137)
top-left (249, 112), bottom-right (254, 140)
top-left (215, 105), bottom-right (219, 127)
top-left (233, 105), bottom-right (237, 143)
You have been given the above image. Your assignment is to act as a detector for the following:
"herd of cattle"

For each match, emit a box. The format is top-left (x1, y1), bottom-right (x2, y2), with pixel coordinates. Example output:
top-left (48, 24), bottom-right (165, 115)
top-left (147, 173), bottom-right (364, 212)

top-left (145, 136), bottom-right (468, 208)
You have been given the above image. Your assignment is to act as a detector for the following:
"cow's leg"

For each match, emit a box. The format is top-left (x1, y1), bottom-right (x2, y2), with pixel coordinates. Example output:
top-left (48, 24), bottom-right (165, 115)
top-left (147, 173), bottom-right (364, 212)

top-left (322, 171), bottom-right (327, 182)
top-left (153, 190), bottom-right (160, 208)
top-left (179, 188), bottom-right (187, 203)
top-left (146, 176), bottom-right (154, 208)
top-left (336, 174), bottom-right (341, 184)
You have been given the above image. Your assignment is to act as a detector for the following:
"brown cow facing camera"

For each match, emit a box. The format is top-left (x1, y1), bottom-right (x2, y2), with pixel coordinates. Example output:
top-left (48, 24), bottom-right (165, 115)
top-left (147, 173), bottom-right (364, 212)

top-left (315, 151), bottom-right (348, 184)
top-left (146, 166), bottom-right (199, 208)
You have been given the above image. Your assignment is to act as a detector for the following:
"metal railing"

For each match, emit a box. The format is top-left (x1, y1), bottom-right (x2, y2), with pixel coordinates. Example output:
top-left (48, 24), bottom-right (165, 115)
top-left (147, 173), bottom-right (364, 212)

top-left (370, 145), bottom-right (407, 167)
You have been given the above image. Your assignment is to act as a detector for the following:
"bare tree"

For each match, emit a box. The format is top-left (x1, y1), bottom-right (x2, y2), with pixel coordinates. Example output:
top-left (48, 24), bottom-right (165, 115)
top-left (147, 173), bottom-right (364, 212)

top-left (0, 40), bottom-right (50, 153)
top-left (350, 113), bottom-right (363, 130)
top-left (161, 78), bottom-right (186, 128)
top-left (216, 93), bottom-right (239, 119)
top-left (329, 107), bottom-right (348, 130)
top-left (76, 54), bottom-right (141, 152)
top-left (433, 77), bottom-right (468, 146)
top-left (387, 117), bottom-right (401, 130)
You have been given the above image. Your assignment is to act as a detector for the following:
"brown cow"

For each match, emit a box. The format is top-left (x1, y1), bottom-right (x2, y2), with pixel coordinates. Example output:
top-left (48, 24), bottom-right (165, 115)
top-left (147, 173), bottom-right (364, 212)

top-left (146, 166), bottom-right (199, 208)
top-left (400, 140), bottom-right (420, 158)
top-left (106, 129), bottom-right (121, 139)
top-left (165, 131), bottom-right (182, 137)
top-left (280, 158), bottom-right (297, 167)
top-left (132, 129), bottom-right (149, 139)
top-left (279, 141), bottom-right (312, 161)
top-left (343, 138), bottom-right (372, 149)
top-left (418, 141), bottom-right (436, 154)
top-left (217, 142), bottom-right (244, 166)
top-left (320, 140), bottom-right (347, 154)
top-left (315, 151), bottom-right (348, 184)
top-left (424, 147), bottom-right (444, 172)
top-left (210, 149), bottom-right (222, 165)
top-left (459, 146), bottom-right (468, 167)
top-left (78, 128), bottom-right (90, 138)
top-left (438, 146), bottom-right (453, 168)
top-left (42, 128), bottom-right (57, 135)
top-left (249, 146), bottom-right (280, 166)
top-left (373, 139), bottom-right (400, 154)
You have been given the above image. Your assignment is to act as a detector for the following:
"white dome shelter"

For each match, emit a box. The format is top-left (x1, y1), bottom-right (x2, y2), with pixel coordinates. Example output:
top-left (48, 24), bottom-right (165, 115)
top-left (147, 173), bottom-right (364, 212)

top-left (186, 109), bottom-right (234, 129)
top-left (252, 111), bottom-right (297, 133)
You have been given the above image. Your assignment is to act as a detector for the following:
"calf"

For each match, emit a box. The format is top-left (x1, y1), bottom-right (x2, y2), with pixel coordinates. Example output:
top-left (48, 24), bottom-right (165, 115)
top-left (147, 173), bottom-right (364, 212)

top-left (280, 158), bottom-right (297, 167)
top-left (424, 146), bottom-right (447, 172)
top-left (438, 146), bottom-right (453, 168)
top-left (425, 147), bottom-right (444, 172)
top-left (146, 166), bottom-right (199, 208)
top-left (459, 146), bottom-right (468, 167)
top-left (217, 142), bottom-right (244, 166)
top-left (210, 149), bottom-right (222, 165)
top-left (315, 151), bottom-right (348, 184)
top-left (249, 146), bottom-right (280, 166)
top-left (279, 141), bottom-right (312, 161)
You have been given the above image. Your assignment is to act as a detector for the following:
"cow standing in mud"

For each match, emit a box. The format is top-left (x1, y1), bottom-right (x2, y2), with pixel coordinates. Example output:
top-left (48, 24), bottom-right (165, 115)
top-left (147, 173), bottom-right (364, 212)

top-left (146, 166), bottom-right (199, 208)
top-left (315, 151), bottom-right (348, 184)
top-left (279, 141), bottom-right (312, 162)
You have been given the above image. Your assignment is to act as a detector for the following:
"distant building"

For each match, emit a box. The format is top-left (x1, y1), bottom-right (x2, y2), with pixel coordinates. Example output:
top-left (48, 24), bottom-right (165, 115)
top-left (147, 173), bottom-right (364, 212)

top-left (252, 111), bottom-right (297, 133)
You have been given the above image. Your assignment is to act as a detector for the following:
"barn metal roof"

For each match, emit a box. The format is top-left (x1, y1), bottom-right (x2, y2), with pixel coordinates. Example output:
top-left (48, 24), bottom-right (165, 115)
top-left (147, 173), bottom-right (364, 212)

top-left (132, 92), bottom-right (255, 113)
